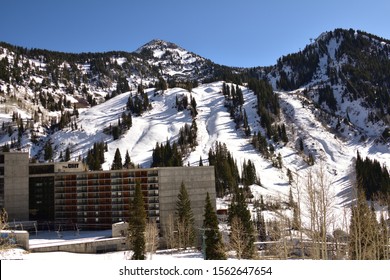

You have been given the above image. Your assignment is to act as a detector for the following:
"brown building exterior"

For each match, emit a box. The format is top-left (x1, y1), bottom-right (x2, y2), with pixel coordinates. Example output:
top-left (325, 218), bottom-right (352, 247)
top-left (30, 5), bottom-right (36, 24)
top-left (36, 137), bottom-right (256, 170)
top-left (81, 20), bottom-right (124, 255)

top-left (0, 152), bottom-right (216, 236)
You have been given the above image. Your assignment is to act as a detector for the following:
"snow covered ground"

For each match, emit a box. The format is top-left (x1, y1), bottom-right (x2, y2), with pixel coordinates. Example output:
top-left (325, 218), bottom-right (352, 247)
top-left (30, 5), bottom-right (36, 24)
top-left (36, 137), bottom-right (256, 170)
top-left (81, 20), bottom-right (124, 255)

top-left (3, 247), bottom-right (204, 261)
top-left (1, 229), bottom-right (204, 260)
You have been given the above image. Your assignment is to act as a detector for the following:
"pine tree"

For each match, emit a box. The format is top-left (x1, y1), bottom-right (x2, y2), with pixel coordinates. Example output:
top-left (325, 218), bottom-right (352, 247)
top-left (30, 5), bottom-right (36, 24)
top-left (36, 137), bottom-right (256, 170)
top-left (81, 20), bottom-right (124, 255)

top-left (111, 148), bottom-right (123, 170)
top-left (86, 141), bottom-right (106, 170)
top-left (44, 141), bottom-right (53, 161)
top-left (199, 155), bottom-right (203, 166)
top-left (112, 125), bottom-right (120, 140)
top-left (281, 123), bottom-right (288, 143)
top-left (256, 210), bottom-right (267, 242)
top-left (190, 96), bottom-right (197, 117)
top-left (123, 150), bottom-right (134, 169)
top-left (208, 142), bottom-right (240, 197)
top-left (228, 187), bottom-right (257, 259)
top-left (175, 181), bottom-right (195, 249)
top-left (65, 146), bottom-right (71, 161)
top-left (151, 140), bottom-right (183, 167)
top-left (243, 109), bottom-right (251, 136)
top-left (242, 159), bottom-right (259, 187)
top-left (202, 192), bottom-right (226, 259)
top-left (128, 182), bottom-right (147, 260)
top-left (299, 138), bottom-right (304, 152)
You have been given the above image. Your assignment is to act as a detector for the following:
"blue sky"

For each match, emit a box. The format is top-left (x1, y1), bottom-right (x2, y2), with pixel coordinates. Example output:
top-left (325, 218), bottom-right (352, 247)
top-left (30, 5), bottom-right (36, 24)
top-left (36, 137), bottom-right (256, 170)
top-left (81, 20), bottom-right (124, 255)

top-left (1, 0), bottom-right (389, 67)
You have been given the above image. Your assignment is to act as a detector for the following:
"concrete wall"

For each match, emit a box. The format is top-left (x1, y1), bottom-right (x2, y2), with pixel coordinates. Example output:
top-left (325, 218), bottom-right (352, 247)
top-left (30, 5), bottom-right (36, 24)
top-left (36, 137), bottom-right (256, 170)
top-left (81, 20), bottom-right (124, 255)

top-left (158, 166), bottom-right (216, 244)
top-left (112, 222), bottom-right (128, 238)
top-left (30, 237), bottom-right (127, 254)
top-left (4, 153), bottom-right (29, 221)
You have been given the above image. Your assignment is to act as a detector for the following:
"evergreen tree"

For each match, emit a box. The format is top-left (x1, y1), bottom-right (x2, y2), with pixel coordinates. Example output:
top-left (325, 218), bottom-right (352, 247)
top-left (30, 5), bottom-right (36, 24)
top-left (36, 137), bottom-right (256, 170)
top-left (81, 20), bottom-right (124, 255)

top-left (177, 121), bottom-right (198, 153)
top-left (116, 76), bottom-right (130, 93)
top-left (151, 140), bottom-right (183, 167)
top-left (243, 109), bottom-right (251, 136)
top-left (256, 210), bottom-right (267, 242)
top-left (123, 150), bottom-right (134, 169)
top-left (64, 146), bottom-right (71, 161)
top-left (175, 181), bottom-right (195, 249)
top-left (202, 192), bottom-right (226, 259)
top-left (126, 93), bottom-right (134, 111)
top-left (128, 182), bottom-right (147, 260)
top-left (299, 138), bottom-right (304, 152)
top-left (355, 151), bottom-right (390, 200)
top-left (44, 141), bottom-right (53, 161)
top-left (236, 84), bottom-right (244, 106)
top-left (190, 96), bottom-right (197, 117)
top-left (242, 159), bottom-right (259, 187)
top-left (112, 125), bottom-right (120, 140)
top-left (281, 123), bottom-right (288, 143)
top-left (86, 141), bottom-right (106, 170)
top-left (208, 142), bottom-right (240, 197)
top-left (2, 143), bottom-right (10, 152)
top-left (251, 132), bottom-right (270, 159)
top-left (156, 76), bottom-right (167, 91)
top-left (111, 148), bottom-right (123, 170)
top-left (199, 155), bottom-right (203, 166)
top-left (228, 187), bottom-right (257, 259)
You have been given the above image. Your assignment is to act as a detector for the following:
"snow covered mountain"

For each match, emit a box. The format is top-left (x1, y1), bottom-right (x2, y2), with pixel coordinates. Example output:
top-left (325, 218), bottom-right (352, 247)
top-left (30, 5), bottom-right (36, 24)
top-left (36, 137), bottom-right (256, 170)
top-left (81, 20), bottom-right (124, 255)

top-left (267, 28), bottom-right (390, 140)
top-left (0, 29), bottom-right (389, 229)
top-left (135, 39), bottom-right (214, 81)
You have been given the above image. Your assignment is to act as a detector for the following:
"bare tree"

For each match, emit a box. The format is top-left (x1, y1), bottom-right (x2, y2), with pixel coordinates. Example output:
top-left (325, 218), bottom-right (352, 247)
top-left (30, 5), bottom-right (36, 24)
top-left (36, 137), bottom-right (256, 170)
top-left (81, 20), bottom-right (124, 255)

top-left (348, 187), bottom-right (380, 259)
top-left (379, 213), bottom-right (389, 260)
top-left (163, 213), bottom-right (176, 250)
top-left (265, 219), bottom-right (283, 259)
top-left (145, 219), bottom-right (159, 259)
top-left (229, 216), bottom-right (246, 259)
top-left (316, 162), bottom-right (334, 259)
top-left (292, 170), bottom-right (305, 258)
top-left (0, 208), bottom-right (8, 230)
top-left (302, 162), bottom-right (335, 259)
top-left (176, 219), bottom-right (186, 250)
top-left (0, 208), bottom-right (13, 253)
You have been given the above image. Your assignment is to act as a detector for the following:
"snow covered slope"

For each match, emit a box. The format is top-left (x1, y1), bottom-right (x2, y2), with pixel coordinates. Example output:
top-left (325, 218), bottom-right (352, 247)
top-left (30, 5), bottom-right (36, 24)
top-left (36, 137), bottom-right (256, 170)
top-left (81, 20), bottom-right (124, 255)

top-left (45, 81), bottom-right (390, 227)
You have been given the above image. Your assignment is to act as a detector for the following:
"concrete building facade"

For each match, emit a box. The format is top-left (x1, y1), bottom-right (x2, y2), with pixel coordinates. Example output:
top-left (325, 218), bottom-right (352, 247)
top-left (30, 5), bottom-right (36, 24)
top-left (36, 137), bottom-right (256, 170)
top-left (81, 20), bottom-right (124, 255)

top-left (0, 152), bottom-right (216, 239)
top-left (0, 152), bottom-right (30, 221)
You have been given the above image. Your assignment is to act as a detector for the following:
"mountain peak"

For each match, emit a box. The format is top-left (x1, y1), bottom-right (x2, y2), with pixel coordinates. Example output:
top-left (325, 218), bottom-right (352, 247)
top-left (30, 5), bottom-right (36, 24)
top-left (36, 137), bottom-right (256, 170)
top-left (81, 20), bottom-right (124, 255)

top-left (135, 39), bottom-right (180, 54)
top-left (133, 38), bottom-right (211, 80)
